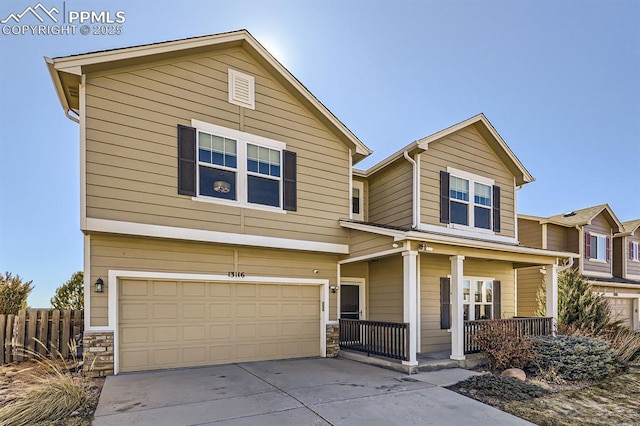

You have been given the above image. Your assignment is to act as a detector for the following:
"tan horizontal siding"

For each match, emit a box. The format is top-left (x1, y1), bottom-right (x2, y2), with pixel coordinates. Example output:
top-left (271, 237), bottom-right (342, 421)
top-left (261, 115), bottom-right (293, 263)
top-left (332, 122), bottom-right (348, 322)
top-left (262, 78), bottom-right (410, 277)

top-left (347, 230), bottom-right (395, 258)
top-left (546, 224), bottom-right (568, 252)
top-left (85, 45), bottom-right (351, 246)
top-left (89, 234), bottom-right (340, 327)
top-left (516, 268), bottom-right (543, 316)
top-left (518, 219), bottom-right (542, 248)
top-left (368, 160), bottom-right (413, 228)
top-left (368, 256), bottom-right (403, 323)
top-left (420, 127), bottom-right (515, 238)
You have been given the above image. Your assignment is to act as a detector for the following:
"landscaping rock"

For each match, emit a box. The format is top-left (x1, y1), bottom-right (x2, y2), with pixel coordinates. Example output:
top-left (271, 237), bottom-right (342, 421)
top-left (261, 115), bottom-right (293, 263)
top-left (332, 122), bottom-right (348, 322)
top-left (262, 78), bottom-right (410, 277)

top-left (501, 368), bottom-right (526, 381)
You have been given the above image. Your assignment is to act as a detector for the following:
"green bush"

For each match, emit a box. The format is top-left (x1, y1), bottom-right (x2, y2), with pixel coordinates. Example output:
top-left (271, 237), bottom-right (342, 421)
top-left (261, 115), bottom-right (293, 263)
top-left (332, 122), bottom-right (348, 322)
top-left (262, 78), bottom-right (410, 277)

top-left (451, 374), bottom-right (548, 402)
top-left (528, 335), bottom-right (618, 381)
top-left (471, 319), bottom-right (539, 370)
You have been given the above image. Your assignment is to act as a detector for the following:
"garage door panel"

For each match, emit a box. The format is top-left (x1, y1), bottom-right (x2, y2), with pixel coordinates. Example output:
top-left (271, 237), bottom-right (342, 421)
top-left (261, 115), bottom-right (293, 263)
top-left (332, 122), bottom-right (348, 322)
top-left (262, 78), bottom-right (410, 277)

top-left (608, 298), bottom-right (634, 328)
top-left (153, 304), bottom-right (177, 319)
top-left (119, 280), bottom-right (322, 373)
top-left (153, 281), bottom-right (177, 296)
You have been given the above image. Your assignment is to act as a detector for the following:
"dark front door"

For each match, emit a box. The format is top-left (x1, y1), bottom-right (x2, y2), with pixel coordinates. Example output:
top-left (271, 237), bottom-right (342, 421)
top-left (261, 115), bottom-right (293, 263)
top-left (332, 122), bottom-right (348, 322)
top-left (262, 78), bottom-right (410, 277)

top-left (340, 284), bottom-right (360, 319)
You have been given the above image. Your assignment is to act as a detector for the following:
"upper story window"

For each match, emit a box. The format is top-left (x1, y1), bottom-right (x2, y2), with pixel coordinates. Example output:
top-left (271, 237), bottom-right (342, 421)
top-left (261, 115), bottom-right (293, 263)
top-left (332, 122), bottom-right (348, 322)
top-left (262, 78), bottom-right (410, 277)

top-left (585, 232), bottom-right (610, 262)
top-left (352, 180), bottom-right (364, 221)
top-left (177, 120), bottom-right (297, 212)
top-left (631, 241), bottom-right (640, 262)
top-left (441, 167), bottom-right (500, 232)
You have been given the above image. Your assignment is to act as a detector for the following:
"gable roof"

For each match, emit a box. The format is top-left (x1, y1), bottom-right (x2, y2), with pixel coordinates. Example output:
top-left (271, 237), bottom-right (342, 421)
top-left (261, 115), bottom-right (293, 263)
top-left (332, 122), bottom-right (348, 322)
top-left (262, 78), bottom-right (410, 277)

top-left (45, 29), bottom-right (372, 163)
top-left (617, 219), bottom-right (640, 237)
top-left (356, 113), bottom-right (534, 186)
top-left (520, 204), bottom-right (623, 232)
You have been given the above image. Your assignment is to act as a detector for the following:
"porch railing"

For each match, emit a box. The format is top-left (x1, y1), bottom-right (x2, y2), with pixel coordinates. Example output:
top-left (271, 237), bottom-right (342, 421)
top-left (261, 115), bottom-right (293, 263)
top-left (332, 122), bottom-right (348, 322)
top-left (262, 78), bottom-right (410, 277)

top-left (339, 319), bottom-right (409, 361)
top-left (464, 317), bottom-right (554, 354)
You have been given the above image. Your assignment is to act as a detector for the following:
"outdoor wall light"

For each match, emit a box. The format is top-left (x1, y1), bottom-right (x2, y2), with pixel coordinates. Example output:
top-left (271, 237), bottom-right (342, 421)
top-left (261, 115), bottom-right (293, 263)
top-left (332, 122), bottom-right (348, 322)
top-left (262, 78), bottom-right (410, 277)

top-left (313, 269), bottom-right (319, 275)
top-left (330, 285), bottom-right (339, 293)
top-left (95, 278), bottom-right (104, 293)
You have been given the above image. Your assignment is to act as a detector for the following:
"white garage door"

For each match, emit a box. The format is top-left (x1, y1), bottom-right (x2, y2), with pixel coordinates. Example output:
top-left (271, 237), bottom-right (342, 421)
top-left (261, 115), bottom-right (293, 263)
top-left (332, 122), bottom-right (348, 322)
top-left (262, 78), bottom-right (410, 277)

top-left (118, 279), bottom-right (321, 373)
top-left (608, 297), bottom-right (634, 329)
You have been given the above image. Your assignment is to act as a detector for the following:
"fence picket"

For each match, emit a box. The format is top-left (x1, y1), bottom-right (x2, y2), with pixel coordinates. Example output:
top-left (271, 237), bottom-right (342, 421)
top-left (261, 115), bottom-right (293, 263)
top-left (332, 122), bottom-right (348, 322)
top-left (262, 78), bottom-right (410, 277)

top-left (0, 310), bottom-right (83, 364)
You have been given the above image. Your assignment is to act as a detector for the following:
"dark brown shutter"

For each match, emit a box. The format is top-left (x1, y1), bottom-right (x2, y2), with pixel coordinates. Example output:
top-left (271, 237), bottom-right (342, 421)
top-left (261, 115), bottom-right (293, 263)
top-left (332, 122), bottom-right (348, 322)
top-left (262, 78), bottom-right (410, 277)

top-left (606, 237), bottom-right (611, 262)
top-left (492, 185), bottom-right (501, 232)
top-left (177, 125), bottom-right (197, 196)
top-left (493, 280), bottom-right (501, 319)
top-left (283, 150), bottom-right (297, 211)
top-left (585, 232), bottom-right (591, 259)
top-left (440, 171), bottom-right (450, 223)
top-left (440, 277), bottom-right (451, 329)
top-left (631, 241), bottom-right (635, 260)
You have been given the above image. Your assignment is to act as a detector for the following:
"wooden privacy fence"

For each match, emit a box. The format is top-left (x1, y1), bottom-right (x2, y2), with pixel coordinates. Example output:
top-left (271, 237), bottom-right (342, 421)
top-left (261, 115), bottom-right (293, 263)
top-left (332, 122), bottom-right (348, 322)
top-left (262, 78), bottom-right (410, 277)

top-left (0, 309), bottom-right (84, 363)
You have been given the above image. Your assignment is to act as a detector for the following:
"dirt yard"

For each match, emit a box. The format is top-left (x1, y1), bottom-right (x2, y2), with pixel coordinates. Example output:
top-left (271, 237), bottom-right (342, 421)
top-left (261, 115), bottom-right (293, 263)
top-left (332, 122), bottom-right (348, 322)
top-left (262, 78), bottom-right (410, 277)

top-left (0, 360), bottom-right (104, 425)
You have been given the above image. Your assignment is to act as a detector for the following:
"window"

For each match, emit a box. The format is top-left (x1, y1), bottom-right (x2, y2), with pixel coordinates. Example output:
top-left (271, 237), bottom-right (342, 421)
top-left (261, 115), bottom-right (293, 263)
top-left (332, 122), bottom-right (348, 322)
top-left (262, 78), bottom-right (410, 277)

top-left (631, 242), bottom-right (640, 262)
top-left (444, 168), bottom-right (497, 231)
top-left (587, 233), bottom-right (608, 261)
top-left (463, 279), bottom-right (494, 320)
top-left (352, 181), bottom-right (364, 221)
top-left (181, 120), bottom-right (294, 211)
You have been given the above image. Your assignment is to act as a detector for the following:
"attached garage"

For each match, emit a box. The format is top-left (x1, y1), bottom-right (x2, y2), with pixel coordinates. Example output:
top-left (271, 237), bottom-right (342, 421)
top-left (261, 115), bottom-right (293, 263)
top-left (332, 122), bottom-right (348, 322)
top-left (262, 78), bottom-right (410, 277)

top-left (607, 297), bottom-right (635, 329)
top-left (118, 278), bottom-right (323, 373)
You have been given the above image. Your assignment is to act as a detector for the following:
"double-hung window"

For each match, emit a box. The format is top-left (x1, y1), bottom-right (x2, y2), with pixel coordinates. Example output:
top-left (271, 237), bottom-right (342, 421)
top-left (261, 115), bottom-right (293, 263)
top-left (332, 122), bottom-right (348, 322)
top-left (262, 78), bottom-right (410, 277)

top-left (442, 167), bottom-right (498, 232)
top-left (586, 232), bottom-right (609, 262)
top-left (463, 279), bottom-right (494, 320)
top-left (188, 120), bottom-right (288, 211)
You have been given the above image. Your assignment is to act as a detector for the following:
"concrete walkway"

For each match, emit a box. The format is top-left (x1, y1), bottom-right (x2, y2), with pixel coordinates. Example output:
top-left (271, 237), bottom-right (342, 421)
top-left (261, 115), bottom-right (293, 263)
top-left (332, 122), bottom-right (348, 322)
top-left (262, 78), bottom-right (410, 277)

top-left (94, 358), bottom-right (534, 425)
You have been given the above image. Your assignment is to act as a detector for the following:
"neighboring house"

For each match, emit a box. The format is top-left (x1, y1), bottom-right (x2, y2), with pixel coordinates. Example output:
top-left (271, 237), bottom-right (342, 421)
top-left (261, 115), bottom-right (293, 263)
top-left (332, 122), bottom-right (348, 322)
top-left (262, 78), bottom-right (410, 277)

top-left (47, 30), bottom-right (574, 375)
top-left (518, 205), bottom-right (640, 330)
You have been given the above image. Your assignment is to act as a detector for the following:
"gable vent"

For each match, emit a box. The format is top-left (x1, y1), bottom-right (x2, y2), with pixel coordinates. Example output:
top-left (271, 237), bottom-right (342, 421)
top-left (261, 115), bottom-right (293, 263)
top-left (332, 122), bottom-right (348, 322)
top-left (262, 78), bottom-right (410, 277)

top-left (228, 68), bottom-right (255, 110)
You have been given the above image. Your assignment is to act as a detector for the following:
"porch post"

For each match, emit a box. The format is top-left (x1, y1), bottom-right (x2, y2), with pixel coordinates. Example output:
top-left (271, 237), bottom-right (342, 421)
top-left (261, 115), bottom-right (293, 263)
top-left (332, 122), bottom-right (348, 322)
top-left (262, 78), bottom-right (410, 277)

top-left (545, 263), bottom-right (558, 336)
top-left (402, 249), bottom-right (418, 366)
top-left (450, 255), bottom-right (465, 360)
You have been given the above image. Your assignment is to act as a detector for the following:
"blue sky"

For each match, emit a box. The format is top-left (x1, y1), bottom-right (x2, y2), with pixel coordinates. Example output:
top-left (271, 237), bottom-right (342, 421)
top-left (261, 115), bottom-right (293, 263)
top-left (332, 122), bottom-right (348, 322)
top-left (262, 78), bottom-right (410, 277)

top-left (0, 0), bottom-right (638, 307)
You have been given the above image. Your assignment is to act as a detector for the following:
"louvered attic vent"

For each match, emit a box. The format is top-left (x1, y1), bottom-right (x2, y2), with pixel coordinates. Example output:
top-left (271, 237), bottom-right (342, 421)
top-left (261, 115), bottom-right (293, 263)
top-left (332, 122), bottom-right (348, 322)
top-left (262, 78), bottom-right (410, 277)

top-left (228, 68), bottom-right (255, 110)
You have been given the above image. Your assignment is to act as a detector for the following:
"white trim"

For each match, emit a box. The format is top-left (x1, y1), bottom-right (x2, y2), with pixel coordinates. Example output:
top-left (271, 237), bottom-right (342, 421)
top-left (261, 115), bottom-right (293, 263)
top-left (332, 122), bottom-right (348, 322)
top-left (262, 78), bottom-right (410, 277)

top-left (351, 180), bottom-right (364, 222)
top-left (446, 167), bottom-right (495, 186)
top-left (587, 280), bottom-right (640, 289)
top-left (416, 153), bottom-right (422, 228)
top-left (79, 74), bottom-right (87, 229)
top-left (83, 234), bottom-right (91, 330)
top-left (193, 120), bottom-right (286, 151)
top-left (227, 68), bottom-right (255, 110)
top-left (339, 220), bottom-right (405, 238)
top-left (416, 222), bottom-right (517, 244)
top-left (402, 250), bottom-right (419, 366)
top-left (85, 217), bottom-right (349, 254)
top-left (514, 178), bottom-right (519, 242)
top-left (338, 246), bottom-right (405, 264)
top-left (105, 270), bottom-right (329, 375)
top-left (462, 276), bottom-right (497, 320)
top-left (190, 196), bottom-right (286, 214)
top-left (339, 278), bottom-right (366, 320)
top-left (541, 223), bottom-right (548, 249)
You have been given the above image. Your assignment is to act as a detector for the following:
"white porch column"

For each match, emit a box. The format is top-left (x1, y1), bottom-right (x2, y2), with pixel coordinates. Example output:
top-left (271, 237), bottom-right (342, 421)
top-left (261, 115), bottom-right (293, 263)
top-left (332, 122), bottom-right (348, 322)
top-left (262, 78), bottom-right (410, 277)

top-left (545, 263), bottom-right (558, 335)
top-left (450, 255), bottom-right (465, 361)
top-left (402, 249), bottom-right (419, 366)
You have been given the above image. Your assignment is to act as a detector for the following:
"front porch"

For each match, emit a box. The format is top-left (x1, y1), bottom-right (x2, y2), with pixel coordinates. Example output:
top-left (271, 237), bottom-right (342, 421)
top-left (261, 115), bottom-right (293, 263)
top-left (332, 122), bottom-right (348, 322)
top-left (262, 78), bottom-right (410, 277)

top-left (336, 317), bottom-right (554, 373)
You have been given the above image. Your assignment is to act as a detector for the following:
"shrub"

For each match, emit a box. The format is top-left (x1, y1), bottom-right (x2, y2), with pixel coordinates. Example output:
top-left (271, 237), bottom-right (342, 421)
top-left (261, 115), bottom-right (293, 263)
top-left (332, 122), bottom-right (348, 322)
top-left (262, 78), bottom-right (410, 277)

top-left (472, 319), bottom-right (539, 370)
top-left (452, 374), bottom-right (548, 402)
top-left (0, 272), bottom-right (33, 314)
top-left (599, 326), bottom-right (640, 364)
top-left (528, 335), bottom-right (618, 381)
top-left (51, 271), bottom-right (84, 310)
top-left (537, 269), bottom-right (618, 334)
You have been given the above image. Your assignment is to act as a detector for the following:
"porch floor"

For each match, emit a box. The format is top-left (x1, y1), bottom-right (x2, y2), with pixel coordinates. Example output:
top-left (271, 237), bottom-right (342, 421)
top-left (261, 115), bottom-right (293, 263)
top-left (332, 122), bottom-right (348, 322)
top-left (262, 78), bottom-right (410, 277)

top-left (338, 349), bottom-right (485, 374)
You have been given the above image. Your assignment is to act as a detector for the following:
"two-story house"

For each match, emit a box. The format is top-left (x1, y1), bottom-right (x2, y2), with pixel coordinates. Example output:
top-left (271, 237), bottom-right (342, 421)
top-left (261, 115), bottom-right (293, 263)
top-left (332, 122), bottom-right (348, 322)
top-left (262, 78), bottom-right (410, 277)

top-left (518, 205), bottom-right (640, 329)
top-left (47, 30), bottom-right (574, 375)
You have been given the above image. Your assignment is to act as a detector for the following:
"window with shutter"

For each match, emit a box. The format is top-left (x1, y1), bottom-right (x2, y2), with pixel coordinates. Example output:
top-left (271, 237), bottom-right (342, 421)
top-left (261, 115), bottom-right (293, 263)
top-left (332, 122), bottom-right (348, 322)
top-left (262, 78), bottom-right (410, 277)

top-left (184, 120), bottom-right (293, 213)
top-left (586, 232), bottom-right (608, 262)
top-left (443, 168), bottom-right (500, 233)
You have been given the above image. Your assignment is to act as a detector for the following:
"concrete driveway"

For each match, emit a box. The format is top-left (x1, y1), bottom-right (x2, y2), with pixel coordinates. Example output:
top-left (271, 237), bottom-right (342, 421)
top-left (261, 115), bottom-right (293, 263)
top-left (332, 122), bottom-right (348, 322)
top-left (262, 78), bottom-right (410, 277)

top-left (94, 358), bottom-right (533, 425)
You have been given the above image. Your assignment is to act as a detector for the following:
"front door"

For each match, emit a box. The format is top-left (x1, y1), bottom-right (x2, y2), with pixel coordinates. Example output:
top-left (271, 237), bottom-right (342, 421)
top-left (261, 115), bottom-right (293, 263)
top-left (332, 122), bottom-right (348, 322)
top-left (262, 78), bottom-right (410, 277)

top-left (340, 284), bottom-right (361, 319)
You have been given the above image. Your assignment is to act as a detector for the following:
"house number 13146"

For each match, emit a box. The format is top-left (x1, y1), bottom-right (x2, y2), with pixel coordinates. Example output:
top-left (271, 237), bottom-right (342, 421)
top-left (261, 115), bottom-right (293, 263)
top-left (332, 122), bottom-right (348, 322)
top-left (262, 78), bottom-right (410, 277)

top-left (228, 272), bottom-right (245, 278)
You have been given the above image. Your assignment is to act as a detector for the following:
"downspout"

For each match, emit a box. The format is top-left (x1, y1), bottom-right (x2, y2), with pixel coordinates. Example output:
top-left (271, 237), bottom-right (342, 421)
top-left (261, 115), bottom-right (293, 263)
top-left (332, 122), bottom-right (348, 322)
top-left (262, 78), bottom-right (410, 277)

top-left (65, 109), bottom-right (80, 123)
top-left (403, 151), bottom-right (418, 228)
